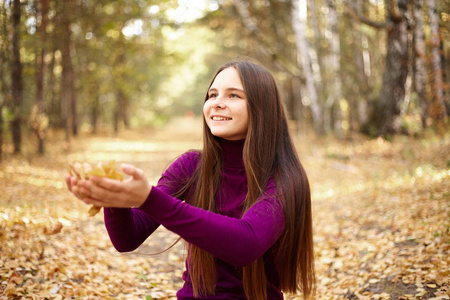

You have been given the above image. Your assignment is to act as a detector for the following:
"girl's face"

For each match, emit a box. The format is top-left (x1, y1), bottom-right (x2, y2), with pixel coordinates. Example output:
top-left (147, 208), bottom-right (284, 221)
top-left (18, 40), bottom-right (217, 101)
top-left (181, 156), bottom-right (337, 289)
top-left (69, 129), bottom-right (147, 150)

top-left (203, 67), bottom-right (249, 141)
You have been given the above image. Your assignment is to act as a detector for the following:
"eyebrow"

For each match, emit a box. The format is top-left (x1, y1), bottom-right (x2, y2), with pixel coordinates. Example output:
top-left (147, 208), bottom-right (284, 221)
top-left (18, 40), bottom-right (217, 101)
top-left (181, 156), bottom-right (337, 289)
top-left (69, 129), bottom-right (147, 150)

top-left (208, 87), bottom-right (245, 93)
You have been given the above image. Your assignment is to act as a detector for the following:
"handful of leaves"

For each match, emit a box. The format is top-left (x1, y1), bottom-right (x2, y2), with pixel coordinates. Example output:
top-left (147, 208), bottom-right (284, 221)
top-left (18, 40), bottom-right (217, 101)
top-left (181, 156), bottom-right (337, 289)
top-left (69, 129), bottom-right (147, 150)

top-left (68, 160), bottom-right (124, 216)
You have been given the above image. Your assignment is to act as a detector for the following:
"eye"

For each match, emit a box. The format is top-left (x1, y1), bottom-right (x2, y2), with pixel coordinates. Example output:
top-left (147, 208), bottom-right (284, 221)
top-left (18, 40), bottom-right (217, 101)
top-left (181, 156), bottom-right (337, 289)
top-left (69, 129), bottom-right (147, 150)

top-left (230, 93), bottom-right (241, 98)
top-left (208, 93), bottom-right (217, 99)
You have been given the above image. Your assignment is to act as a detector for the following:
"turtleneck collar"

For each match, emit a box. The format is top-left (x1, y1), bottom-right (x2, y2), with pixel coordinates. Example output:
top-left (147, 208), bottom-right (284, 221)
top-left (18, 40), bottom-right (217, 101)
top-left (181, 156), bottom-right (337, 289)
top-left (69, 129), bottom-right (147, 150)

top-left (220, 138), bottom-right (245, 170)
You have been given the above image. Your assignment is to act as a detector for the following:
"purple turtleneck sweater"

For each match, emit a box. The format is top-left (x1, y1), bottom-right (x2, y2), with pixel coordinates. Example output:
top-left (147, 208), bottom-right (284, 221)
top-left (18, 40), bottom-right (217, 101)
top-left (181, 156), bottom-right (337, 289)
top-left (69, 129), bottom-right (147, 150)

top-left (104, 139), bottom-right (285, 299)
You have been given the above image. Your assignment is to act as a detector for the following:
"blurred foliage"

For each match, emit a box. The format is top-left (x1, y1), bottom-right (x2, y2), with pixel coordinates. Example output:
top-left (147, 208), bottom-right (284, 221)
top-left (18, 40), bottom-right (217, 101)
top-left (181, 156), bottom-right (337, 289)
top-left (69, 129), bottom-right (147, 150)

top-left (0, 0), bottom-right (449, 155)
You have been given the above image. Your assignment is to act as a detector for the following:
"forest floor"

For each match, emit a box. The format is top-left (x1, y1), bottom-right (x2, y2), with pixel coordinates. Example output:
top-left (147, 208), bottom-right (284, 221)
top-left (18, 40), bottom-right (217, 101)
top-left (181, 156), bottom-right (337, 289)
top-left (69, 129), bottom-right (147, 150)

top-left (0, 117), bottom-right (449, 300)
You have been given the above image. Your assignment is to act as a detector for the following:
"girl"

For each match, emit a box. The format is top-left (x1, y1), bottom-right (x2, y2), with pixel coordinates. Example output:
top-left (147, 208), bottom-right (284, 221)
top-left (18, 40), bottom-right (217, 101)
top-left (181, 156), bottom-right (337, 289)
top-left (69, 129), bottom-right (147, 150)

top-left (66, 60), bottom-right (316, 299)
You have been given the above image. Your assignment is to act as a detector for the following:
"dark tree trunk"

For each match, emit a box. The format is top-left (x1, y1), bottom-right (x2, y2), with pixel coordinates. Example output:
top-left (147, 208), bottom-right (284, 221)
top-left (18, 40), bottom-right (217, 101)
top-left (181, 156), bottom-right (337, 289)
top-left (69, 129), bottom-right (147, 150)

top-left (0, 1), bottom-right (9, 160)
top-left (284, 78), bottom-right (296, 121)
top-left (114, 89), bottom-right (126, 133)
top-left (114, 49), bottom-right (129, 133)
top-left (71, 73), bottom-right (78, 136)
top-left (61, 0), bottom-right (74, 142)
top-left (11, 0), bottom-right (22, 154)
top-left (47, 2), bottom-right (61, 128)
top-left (34, 0), bottom-right (48, 154)
top-left (48, 47), bottom-right (60, 127)
top-left (371, 0), bottom-right (410, 136)
top-left (91, 94), bottom-right (99, 134)
top-left (0, 101), bottom-right (3, 160)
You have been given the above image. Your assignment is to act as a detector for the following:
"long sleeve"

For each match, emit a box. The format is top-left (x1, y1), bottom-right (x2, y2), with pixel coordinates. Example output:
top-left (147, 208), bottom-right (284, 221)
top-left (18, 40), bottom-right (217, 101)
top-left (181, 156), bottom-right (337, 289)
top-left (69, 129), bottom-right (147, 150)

top-left (103, 140), bottom-right (286, 299)
top-left (104, 151), bottom-right (200, 252)
top-left (138, 181), bottom-right (285, 267)
top-left (104, 207), bottom-right (159, 252)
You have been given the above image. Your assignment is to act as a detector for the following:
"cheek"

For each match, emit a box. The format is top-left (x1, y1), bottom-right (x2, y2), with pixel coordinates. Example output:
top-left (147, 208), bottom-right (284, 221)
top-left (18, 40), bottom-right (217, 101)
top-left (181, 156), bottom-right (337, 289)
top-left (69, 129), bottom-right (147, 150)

top-left (203, 103), bottom-right (208, 117)
top-left (203, 102), bottom-right (211, 122)
top-left (241, 107), bottom-right (249, 126)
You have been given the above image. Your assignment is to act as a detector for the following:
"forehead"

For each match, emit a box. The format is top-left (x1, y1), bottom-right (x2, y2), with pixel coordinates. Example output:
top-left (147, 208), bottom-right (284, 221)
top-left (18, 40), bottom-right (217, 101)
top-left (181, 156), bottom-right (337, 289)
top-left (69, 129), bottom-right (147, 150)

top-left (210, 67), bottom-right (243, 89)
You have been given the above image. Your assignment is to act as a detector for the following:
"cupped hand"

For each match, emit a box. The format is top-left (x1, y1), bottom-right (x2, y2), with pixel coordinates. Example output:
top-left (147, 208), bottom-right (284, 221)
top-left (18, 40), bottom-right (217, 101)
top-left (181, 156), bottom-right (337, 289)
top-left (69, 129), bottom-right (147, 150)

top-left (65, 174), bottom-right (82, 198)
top-left (66, 163), bottom-right (152, 208)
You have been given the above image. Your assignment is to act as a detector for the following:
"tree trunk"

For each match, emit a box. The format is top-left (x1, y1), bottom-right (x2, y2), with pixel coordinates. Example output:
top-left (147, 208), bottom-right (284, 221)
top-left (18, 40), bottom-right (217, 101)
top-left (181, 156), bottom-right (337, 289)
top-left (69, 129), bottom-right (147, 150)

top-left (71, 67), bottom-right (78, 136)
top-left (326, 0), bottom-right (344, 137)
top-left (372, 0), bottom-right (409, 136)
top-left (307, 0), bottom-right (324, 87)
top-left (48, 46), bottom-right (60, 127)
top-left (34, 0), bottom-right (48, 154)
top-left (11, 0), bottom-right (22, 154)
top-left (0, 98), bottom-right (3, 160)
top-left (91, 92), bottom-right (99, 134)
top-left (284, 77), bottom-right (296, 121)
top-left (413, 0), bottom-right (428, 127)
top-left (351, 0), bottom-right (370, 131)
top-left (0, 1), bottom-right (9, 160)
top-left (61, 0), bottom-right (74, 143)
top-left (426, 0), bottom-right (447, 122)
top-left (49, 2), bottom-right (63, 128)
top-left (114, 89), bottom-right (126, 133)
top-left (291, 0), bottom-right (324, 134)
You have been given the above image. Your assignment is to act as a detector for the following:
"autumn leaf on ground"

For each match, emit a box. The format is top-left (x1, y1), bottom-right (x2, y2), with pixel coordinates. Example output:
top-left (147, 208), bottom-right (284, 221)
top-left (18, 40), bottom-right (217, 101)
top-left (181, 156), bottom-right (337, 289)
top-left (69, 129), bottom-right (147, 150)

top-left (1, 122), bottom-right (449, 300)
top-left (43, 221), bottom-right (63, 235)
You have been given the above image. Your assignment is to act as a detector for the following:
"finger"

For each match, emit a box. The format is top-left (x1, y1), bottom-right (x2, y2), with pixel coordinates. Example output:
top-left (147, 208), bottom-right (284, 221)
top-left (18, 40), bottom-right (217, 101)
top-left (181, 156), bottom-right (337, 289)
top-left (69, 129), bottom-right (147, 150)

top-left (65, 174), bottom-right (72, 190)
top-left (121, 163), bottom-right (145, 180)
top-left (70, 176), bottom-right (78, 189)
top-left (65, 175), bottom-right (80, 198)
top-left (80, 179), bottom-right (117, 202)
top-left (88, 176), bottom-right (123, 192)
top-left (80, 196), bottom-right (99, 206)
top-left (69, 177), bottom-right (81, 197)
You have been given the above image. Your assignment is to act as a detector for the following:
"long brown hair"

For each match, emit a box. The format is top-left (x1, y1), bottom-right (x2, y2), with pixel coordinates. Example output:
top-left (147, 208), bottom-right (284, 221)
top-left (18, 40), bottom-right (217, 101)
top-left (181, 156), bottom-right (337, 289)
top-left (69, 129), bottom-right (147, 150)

top-left (183, 60), bottom-right (315, 299)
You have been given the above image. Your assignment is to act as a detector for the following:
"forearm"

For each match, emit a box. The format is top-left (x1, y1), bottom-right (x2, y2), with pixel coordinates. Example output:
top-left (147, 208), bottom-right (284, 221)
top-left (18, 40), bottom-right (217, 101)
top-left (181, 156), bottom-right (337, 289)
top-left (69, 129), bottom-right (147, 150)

top-left (104, 207), bottom-right (160, 252)
top-left (139, 186), bottom-right (285, 266)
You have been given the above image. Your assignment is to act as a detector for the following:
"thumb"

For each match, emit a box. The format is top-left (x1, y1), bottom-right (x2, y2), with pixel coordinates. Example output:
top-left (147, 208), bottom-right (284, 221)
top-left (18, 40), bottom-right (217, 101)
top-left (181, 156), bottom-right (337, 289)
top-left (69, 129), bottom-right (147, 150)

top-left (121, 163), bottom-right (145, 180)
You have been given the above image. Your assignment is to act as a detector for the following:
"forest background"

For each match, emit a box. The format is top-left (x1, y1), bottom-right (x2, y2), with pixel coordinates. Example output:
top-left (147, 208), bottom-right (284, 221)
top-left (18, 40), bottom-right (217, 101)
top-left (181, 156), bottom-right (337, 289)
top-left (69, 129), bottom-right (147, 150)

top-left (0, 0), bottom-right (449, 152)
top-left (0, 0), bottom-right (449, 299)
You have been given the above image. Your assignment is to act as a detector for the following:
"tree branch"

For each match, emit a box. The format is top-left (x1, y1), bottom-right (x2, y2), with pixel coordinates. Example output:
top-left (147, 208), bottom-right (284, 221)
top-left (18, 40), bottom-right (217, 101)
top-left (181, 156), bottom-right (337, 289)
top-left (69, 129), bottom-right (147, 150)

top-left (389, 0), bottom-right (403, 22)
top-left (229, 0), bottom-right (300, 76)
top-left (343, 0), bottom-right (389, 29)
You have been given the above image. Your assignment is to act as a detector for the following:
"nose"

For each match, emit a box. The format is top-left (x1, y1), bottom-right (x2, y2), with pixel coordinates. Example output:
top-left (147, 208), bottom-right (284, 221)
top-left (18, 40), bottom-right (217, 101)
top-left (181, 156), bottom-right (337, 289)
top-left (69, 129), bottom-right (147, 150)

top-left (214, 102), bottom-right (225, 109)
top-left (212, 97), bottom-right (226, 109)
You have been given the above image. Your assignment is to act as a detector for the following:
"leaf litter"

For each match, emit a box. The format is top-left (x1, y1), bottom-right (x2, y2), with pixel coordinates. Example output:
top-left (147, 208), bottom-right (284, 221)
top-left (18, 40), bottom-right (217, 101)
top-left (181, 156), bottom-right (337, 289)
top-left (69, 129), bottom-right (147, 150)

top-left (0, 121), bottom-right (449, 299)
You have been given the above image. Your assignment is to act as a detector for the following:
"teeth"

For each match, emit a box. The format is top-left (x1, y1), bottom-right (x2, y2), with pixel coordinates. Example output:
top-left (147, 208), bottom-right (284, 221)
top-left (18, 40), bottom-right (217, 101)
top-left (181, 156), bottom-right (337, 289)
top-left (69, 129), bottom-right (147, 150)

top-left (212, 116), bottom-right (231, 121)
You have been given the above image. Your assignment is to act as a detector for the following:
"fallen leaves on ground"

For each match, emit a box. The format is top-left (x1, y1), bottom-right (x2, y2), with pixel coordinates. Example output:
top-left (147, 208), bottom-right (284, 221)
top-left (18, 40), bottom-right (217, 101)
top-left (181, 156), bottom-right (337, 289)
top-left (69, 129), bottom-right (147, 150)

top-left (0, 119), bottom-right (449, 299)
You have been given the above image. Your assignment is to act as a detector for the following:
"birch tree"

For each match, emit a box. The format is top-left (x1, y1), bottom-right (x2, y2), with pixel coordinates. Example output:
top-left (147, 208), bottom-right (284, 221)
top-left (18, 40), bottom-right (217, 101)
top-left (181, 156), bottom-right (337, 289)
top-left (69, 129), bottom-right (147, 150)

top-left (292, 0), bottom-right (324, 134)
top-left (325, 0), bottom-right (344, 137)
top-left (350, 0), bottom-right (370, 131)
top-left (413, 0), bottom-right (427, 126)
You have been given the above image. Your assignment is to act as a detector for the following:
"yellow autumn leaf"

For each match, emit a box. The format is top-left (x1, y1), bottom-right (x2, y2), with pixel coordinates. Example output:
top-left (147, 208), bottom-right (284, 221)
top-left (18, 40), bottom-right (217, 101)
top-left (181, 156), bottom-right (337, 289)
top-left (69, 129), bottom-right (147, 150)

top-left (68, 160), bottom-right (124, 216)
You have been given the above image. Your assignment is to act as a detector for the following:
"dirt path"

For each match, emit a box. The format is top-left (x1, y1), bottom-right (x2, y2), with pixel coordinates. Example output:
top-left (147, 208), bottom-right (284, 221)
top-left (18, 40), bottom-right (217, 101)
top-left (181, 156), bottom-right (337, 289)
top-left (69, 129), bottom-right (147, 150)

top-left (1, 118), bottom-right (449, 299)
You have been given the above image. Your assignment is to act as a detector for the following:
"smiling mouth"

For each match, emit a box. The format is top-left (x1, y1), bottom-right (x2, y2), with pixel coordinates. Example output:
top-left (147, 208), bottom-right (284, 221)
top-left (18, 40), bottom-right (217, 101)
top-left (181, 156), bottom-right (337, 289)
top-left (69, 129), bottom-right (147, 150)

top-left (211, 116), bottom-right (232, 121)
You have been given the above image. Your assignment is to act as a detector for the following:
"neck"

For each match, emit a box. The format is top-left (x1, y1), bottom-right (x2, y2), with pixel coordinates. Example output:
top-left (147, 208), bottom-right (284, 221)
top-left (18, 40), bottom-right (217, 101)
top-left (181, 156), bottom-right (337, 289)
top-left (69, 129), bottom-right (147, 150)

top-left (220, 138), bottom-right (245, 170)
